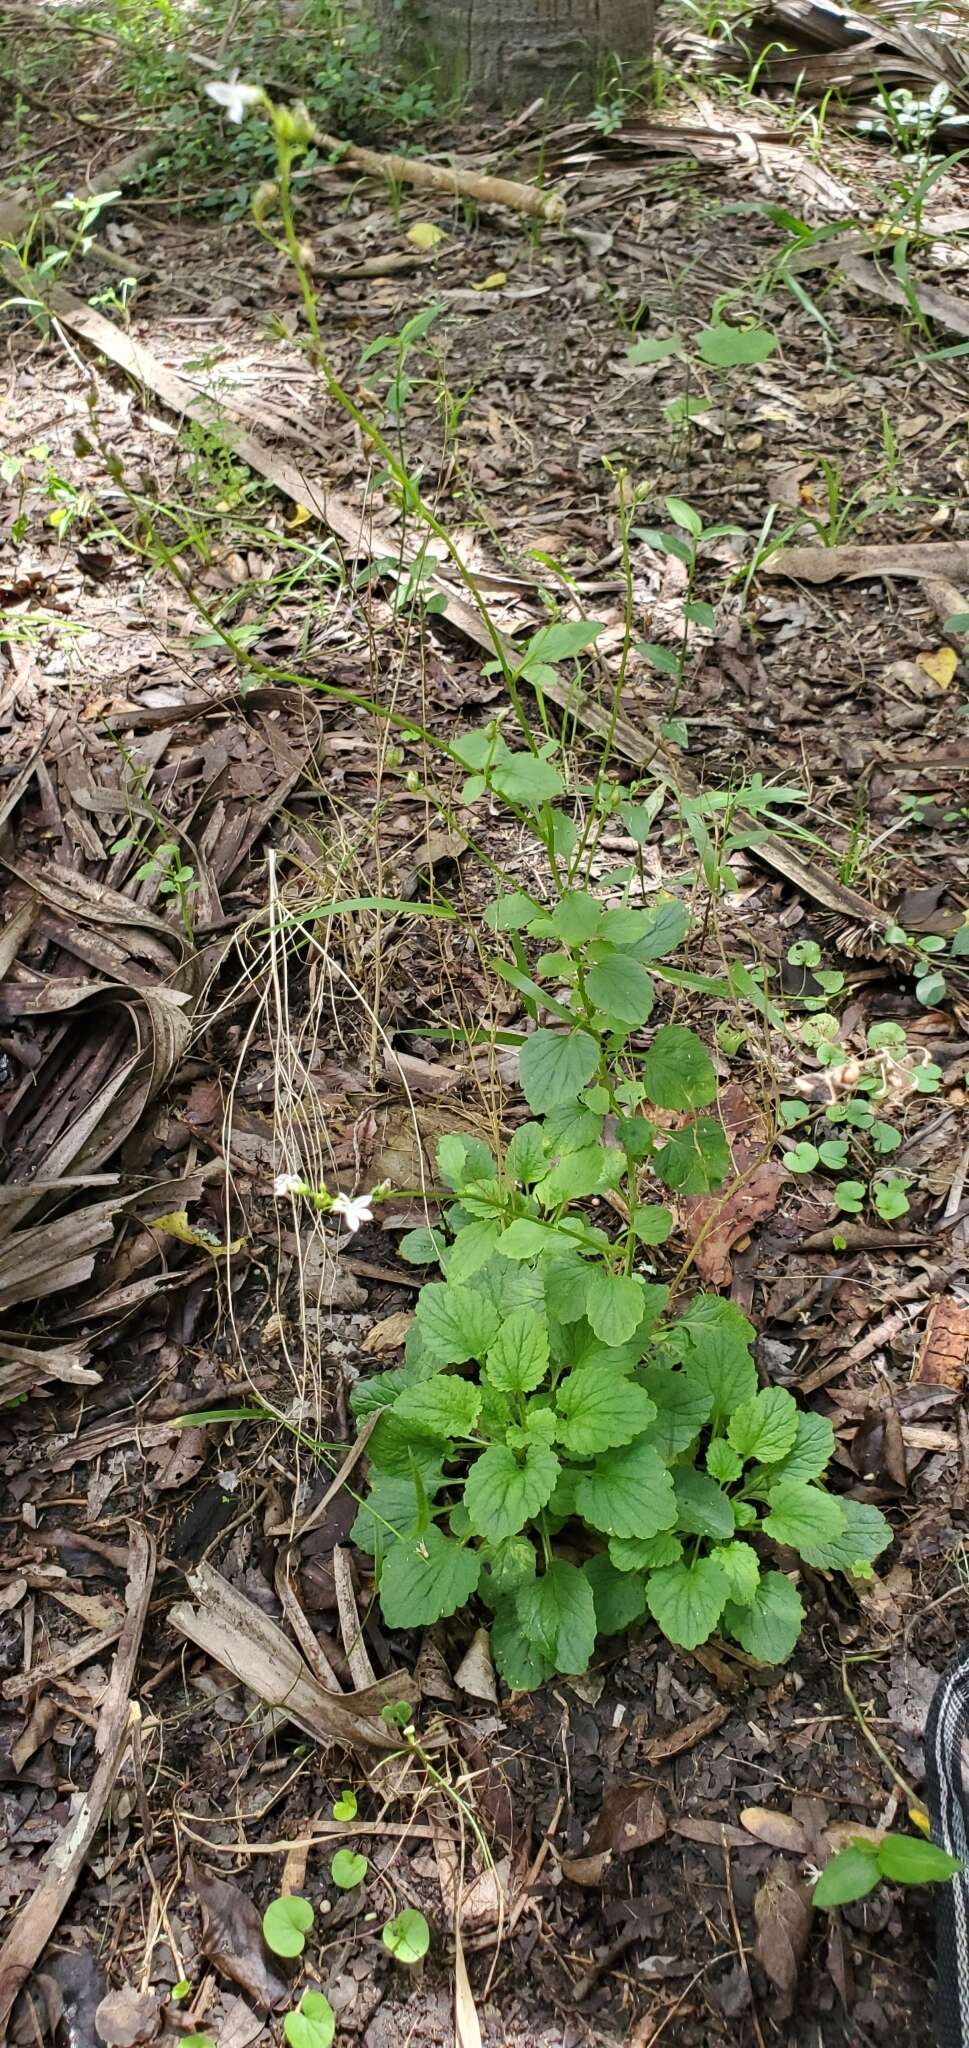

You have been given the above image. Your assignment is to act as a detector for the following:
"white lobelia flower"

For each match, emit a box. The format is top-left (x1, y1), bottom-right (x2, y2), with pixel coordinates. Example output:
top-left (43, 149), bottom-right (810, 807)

top-left (330, 1191), bottom-right (374, 1234)
top-left (205, 75), bottom-right (263, 124)
top-left (273, 1172), bottom-right (306, 1197)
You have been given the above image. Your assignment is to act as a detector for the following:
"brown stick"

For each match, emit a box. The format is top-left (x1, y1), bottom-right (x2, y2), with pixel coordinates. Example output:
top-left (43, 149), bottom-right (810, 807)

top-left (0, 1524), bottom-right (155, 2033)
top-left (312, 130), bottom-right (566, 224)
top-left (764, 541), bottom-right (969, 585)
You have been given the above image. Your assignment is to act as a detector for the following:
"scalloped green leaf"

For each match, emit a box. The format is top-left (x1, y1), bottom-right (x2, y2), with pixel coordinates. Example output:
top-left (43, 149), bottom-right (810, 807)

top-left (673, 1467), bottom-right (735, 1540)
top-left (646, 1555), bottom-right (729, 1649)
top-left (609, 1529), bottom-right (683, 1571)
top-left (555, 1367), bottom-right (656, 1455)
top-left (584, 1553), bottom-right (648, 1635)
top-left (762, 1481), bottom-right (845, 1556)
top-left (379, 1526), bottom-right (481, 1628)
top-left (642, 1024), bottom-right (717, 1110)
top-left (585, 1270), bottom-right (646, 1347)
top-left (723, 1570), bottom-right (804, 1663)
top-left (575, 1438), bottom-right (677, 1540)
top-left (464, 1440), bottom-right (560, 1543)
top-left (519, 1029), bottom-right (599, 1111)
top-left (727, 1386), bottom-right (798, 1465)
top-left (640, 1363), bottom-right (713, 1457)
top-left (484, 1306), bottom-right (550, 1393)
top-left (414, 1282), bottom-right (500, 1365)
top-left (392, 1373), bottom-right (481, 1440)
top-left (515, 1559), bottom-right (597, 1675)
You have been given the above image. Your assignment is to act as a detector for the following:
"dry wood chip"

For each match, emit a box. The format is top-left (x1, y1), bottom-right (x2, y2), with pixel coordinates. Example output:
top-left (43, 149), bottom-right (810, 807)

top-left (915, 1296), bottom-right (969, 1389)
top-left (641, 1702), bottom-right (732, 1760)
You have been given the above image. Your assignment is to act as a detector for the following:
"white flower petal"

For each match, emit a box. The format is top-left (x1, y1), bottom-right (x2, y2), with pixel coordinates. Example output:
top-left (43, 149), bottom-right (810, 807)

top-left (205, 78), bottom-right (262, 123)
top-left (273, 1173), bottom-right (304, 1197)
top-left (330, 1192), bottom-right (374, 1234)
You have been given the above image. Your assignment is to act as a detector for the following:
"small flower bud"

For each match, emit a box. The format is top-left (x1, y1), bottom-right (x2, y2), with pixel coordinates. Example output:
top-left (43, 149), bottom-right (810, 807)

top-left (271, 99), bottom-right (316, 151)
top-left (251, 180), bottom-right (278, 226)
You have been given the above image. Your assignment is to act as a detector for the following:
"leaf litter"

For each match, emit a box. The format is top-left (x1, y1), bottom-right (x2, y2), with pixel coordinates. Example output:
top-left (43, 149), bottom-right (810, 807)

top-left (1, 13), bottom-right (969, 2048)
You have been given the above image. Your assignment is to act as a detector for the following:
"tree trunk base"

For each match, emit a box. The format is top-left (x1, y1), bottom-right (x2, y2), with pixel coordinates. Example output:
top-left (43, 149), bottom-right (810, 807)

top-left (371, 0), bottom-right (655, 111)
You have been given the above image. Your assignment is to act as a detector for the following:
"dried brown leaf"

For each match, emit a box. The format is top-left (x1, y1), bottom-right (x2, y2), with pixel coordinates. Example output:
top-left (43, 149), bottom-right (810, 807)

top-left (586, 1782), bottom-right (667, 1858)
top-left (752, 1861), bottom-right (812, 2016)
top-left (94, 1984), bottom-right (161, 2047)
top-left (673, 1817), bottom-right (750, 1849)
top-left (559, 1849), bottom-right (614, 1885)
top-left (455, 1627), bottom-right (498, 1705)
top-left (191, 1861), bottom-right (290, 2012)
top-left (741, 1807), bottom-right (810, 1855)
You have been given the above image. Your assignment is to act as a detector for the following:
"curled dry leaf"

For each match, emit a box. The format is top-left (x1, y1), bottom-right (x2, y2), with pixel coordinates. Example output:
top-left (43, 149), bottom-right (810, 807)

top-left (674, 1817), bottom-right (750, 1849)
top-left (362, 1310), bottom-right (414, 1354)
top-left (642, 1702), bottom-right (731, 1759)
top-left (752, 1861), bottom-right (812, 2018)
top-left (94, 1985), bottom-right (161, 2047)
top-left (191, 1861), bottom-right (290, 2012)
top-left (680, 1086), bottom-right (786, 1285)
top-left (559, 1849), bottom-right (614, 1886)
top-left (454, 1626), bottom-right (498, 1704)
top-left (586, 1782), bottom-right (667, 1858)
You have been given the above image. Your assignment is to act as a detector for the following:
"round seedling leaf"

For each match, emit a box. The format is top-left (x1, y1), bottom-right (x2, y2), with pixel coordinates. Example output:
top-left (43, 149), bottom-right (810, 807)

top-left (330, 1848), bottom-right (368, 1890)
top-left (332, 1789), bottom-right (357, 1822)
top-left (383, 1908), bottom-right (431, 1964)
top-left (262, 1894), bottom-right (315, 1957)
top-left (284, 1990), bottom-right (336, 2048)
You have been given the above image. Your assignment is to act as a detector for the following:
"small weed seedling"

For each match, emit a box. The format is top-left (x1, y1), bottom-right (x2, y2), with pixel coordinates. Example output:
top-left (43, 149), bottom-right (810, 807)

top-left (262, 1894), bottom-right (315, 1957)
top-left (285, 1992), bottom-right (336, 2048)
top-left (382, 1909), bottom-right (431, 1963)
top-left (112, 833), bottom-right (198, 940)
top-left (330, 1848), bottom-right (368, 1889)
top-left (625, 315), bottom-right (779, 445)
top-left (630, 495), bottom-right (744, 749)
top-left (781, 1005), bottom-right (941, 1224)
top-left (813, 1830), bottom-right (961, 1908)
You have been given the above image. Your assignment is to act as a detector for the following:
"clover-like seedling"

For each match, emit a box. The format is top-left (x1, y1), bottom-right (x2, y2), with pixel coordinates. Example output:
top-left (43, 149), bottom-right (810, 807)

top-left (332, 1788), bottom-right (357, 1821)
top-left (380, 1700), bottom-right (412, 1729)
top-left (382, 1908), bottom-right (430, 1964)
top-left (263, 1894), bottom-right (315, 1958)
top-left (283, 1989), bottom-right (336, 2048)
top-left (330, 1849), bottom-right (368, 1890)
top-left (787, 939), bottom-right (821, 969)
top-left (813, 1831), bottom-right (961, 1909)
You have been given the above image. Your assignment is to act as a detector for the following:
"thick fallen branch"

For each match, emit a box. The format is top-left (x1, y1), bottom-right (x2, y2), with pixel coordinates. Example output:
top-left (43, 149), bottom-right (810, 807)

top-left (0, 1525), bottom-right (155, 2034)
top-left (310, 129), bottom-right (566, 224)
top-left (765, 541), bottom-right (969, 584)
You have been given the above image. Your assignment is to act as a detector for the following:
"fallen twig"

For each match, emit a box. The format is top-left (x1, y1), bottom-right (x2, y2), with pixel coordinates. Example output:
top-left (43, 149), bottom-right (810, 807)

top-left (169, 1560), bottom-right (416, 1752)
top-left (0, 1524), bottom-right (155, 2033)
